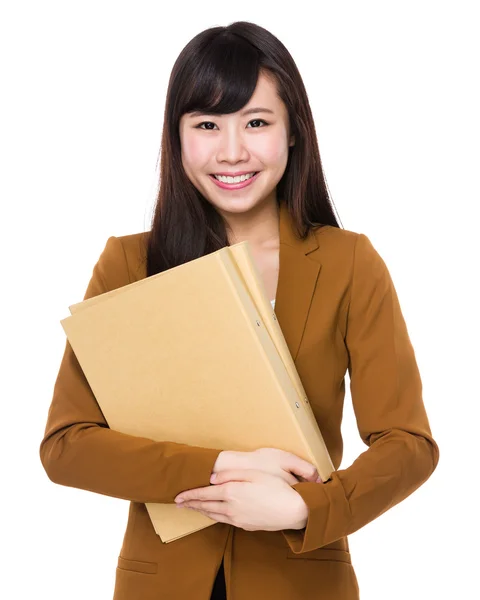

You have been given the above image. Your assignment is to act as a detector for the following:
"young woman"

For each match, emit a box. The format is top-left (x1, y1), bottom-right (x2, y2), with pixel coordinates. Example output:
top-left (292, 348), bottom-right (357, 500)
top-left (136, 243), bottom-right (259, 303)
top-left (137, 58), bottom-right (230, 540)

top-left (40, 21), bottom-right (439, 600)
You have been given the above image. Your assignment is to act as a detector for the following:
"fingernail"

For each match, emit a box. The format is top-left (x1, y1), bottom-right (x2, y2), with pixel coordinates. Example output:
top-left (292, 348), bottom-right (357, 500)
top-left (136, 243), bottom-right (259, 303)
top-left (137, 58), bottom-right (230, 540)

top-left (210, 473), bottom-right (217, 482)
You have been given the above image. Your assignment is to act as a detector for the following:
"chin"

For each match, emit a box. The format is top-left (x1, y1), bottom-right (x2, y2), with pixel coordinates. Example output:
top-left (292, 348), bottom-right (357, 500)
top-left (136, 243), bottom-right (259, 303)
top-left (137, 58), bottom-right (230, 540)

top-left (214, 199), bottom-right (264, 216)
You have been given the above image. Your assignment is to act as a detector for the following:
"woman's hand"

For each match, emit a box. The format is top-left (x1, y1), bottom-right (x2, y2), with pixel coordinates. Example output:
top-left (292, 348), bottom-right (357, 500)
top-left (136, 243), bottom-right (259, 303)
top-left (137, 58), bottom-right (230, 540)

top-left (174, 469), bottom-right (309, 531)
top-left (213, 448), bottom-right (323, 485)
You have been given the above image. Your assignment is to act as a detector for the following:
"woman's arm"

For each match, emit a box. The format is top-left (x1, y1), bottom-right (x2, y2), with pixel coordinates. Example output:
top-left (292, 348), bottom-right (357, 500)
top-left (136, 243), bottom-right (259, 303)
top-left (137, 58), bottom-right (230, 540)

top-left (39, 236), bottom-right (223, 504)
top-left (283, 233), bottom-right (439, 554)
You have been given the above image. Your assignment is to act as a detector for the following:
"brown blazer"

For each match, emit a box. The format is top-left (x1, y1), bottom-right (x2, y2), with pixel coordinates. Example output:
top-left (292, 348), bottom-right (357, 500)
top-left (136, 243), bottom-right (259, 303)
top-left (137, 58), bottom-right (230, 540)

top-left (40, 202), bottom-right (439, 599)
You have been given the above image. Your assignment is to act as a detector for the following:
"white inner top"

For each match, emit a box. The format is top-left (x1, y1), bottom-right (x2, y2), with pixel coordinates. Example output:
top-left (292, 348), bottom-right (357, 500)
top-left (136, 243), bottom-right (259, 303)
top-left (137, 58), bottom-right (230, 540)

top-left (270, 299), bottom-right (276, 308)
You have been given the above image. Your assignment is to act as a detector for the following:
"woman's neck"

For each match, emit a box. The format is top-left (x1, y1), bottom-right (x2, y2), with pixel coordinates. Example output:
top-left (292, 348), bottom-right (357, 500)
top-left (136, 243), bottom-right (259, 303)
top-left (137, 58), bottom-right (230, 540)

top-left (225, 199), bottom-right (280, 251)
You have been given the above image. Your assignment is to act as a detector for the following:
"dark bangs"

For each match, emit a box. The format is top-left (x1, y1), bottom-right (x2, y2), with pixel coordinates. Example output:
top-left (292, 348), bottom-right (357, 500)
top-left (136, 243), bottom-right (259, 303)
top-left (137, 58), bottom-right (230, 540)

top-left (168, 30), bottom-right (264, 127)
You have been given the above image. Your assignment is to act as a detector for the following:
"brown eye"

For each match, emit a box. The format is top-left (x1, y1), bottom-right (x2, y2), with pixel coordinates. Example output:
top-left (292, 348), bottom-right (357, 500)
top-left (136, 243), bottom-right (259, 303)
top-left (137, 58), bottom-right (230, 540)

top-left (197, 122), bottom-right (217, 130)
top-left (247, 119), bottom-right (268, 128)
top-left (196, 119), bottom-right (268, 130)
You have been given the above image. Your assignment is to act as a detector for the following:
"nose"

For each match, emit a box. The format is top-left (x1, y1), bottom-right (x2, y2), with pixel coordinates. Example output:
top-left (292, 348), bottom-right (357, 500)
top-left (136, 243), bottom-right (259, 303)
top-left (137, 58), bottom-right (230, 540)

top-left (216, 127), bottom-right (250, 164)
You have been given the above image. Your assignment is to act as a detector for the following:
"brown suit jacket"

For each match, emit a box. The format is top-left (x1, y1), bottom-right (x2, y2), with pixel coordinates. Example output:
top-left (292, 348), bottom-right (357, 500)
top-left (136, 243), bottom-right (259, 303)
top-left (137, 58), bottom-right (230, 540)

top-left (40, 203), bottom-right (439, 599)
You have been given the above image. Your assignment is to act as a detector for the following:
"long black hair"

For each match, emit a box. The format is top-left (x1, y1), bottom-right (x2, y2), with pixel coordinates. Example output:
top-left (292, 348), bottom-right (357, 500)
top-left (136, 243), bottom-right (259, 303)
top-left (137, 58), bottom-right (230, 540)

top-left (147, 21), bottom-right (342, 276)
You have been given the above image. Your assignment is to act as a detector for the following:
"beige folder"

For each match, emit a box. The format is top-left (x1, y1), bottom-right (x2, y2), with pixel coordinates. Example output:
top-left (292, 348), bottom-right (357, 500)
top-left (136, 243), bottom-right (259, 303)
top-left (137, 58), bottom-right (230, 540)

top-left (62, 241), bottom-right (334, 543)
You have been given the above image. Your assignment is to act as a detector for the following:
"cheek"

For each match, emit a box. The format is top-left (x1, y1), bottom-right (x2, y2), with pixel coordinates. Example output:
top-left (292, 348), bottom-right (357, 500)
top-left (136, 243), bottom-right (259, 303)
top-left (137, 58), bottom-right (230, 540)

top-left (254, 133), bottom-right (290, 164)
top-left (182, 135), bottom-right (210, 167)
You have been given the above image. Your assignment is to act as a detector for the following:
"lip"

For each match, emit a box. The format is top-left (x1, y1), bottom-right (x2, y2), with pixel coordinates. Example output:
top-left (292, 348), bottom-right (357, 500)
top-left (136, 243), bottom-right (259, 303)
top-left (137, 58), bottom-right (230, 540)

top-left (211, 171), bottom-right (257, 177)
top-left (209, 172), bottom-right (260, 190)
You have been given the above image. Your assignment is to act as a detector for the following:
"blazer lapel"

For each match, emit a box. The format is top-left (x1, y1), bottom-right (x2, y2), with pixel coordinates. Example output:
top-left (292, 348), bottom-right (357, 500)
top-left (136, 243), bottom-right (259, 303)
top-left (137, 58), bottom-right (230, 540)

top-left (275, 203), bottom-right (321, 361)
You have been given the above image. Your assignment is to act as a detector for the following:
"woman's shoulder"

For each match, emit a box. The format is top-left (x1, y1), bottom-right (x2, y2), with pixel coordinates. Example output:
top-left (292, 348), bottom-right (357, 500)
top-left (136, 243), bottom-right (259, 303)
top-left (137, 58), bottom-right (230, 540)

top-left (111, 230), bottom-right (151, 282)
top-left (115, 230), bottom-right (150, 251)
top-left (311, 224), bottom-right (390, 290)
top-left (311, 223), bottom-right (361, 256)
top-left (309, 223), bottom-right (386, 281)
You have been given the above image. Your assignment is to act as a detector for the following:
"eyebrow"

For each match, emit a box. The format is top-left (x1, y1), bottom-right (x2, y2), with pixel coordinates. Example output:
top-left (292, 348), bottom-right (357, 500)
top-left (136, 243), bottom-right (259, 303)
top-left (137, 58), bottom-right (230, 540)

top-left (188, 107), bottom-right (275, 118)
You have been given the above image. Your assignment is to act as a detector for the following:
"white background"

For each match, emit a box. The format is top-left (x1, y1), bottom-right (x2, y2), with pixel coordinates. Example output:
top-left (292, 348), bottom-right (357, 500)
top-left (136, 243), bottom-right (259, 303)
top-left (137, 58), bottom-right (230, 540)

top-left (1, 1), bottom-right (478, 598)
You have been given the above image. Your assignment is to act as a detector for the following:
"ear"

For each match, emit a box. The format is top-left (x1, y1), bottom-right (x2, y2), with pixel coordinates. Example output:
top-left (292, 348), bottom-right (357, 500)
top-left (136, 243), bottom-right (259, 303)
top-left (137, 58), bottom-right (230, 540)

top-left (289, 134), bottom-right (295, 147)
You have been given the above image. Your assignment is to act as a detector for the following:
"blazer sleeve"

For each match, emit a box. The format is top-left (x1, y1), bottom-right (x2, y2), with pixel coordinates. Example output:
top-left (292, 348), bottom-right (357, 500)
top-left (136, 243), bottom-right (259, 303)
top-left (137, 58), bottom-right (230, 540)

top-left (283, 232), bottom-right (440, 553)
top-left (39, 236), bottom-right (223, 504)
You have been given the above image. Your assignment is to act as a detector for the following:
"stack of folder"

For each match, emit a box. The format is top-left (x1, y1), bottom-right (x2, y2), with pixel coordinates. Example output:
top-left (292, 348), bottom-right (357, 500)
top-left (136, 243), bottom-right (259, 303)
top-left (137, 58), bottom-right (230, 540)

top-left (61, 240), bottom-right (334, 543)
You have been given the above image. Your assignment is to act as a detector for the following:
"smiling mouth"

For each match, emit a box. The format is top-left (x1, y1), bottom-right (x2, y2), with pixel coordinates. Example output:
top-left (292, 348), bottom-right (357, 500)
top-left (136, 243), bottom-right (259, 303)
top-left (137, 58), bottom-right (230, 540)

top-left (208, 171), bottom-right (261, 189)
top-left (210, 172), bottom-right (259, 181)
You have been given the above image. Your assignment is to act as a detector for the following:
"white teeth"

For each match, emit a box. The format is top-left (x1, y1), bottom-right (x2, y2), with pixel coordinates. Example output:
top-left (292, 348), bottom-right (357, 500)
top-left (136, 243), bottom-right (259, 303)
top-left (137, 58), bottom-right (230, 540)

top-left (213, 172), bottom-right (256, 184)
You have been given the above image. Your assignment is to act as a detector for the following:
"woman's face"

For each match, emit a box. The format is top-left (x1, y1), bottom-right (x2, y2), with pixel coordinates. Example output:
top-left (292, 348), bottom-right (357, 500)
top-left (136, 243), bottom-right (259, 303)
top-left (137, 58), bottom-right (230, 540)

top-left (179, 71), bottom-right (295, 219)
